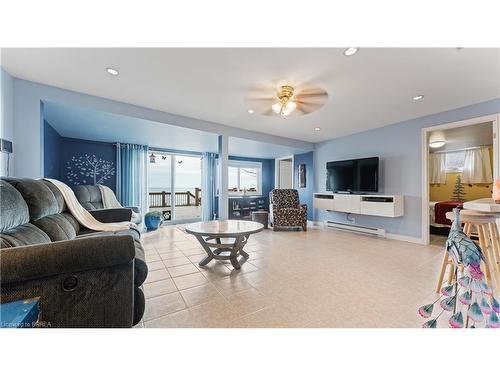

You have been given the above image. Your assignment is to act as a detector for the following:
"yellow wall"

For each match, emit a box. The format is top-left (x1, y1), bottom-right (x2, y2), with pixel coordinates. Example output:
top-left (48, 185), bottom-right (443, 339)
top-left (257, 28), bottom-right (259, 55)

top-left (430, 146), bottom-right (493, 202)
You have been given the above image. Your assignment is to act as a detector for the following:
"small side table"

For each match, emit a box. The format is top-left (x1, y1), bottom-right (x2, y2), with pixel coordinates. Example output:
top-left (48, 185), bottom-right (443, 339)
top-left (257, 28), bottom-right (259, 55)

top-left (251, 210), bottom-right (269, 229)
top-left (0, 297), bottom-right (40, 328)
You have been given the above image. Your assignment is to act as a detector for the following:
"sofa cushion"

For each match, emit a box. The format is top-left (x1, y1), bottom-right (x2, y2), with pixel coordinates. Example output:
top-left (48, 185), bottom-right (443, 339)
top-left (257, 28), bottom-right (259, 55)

top-left (0, 222), bottom-right (51, 248)
top-left (74, 185), bottom-right (104, 210)
top-left (5, 178), bottom-right (61, 221)
top-left (33, 214), bottom-right (78, 242)
top-left (41, 180), bottom-right (66, 212)
top-left (0, 180), bottom-right (30, 232)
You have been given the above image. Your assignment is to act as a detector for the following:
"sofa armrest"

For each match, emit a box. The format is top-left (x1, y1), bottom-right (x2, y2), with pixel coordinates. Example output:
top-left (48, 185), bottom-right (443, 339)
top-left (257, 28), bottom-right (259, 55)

top-left (1, 235), bottom-right (135, 284)
top-left (1, 236), bottom-right (136, 327)
top-left (89, 208), bottom-right (132, 223)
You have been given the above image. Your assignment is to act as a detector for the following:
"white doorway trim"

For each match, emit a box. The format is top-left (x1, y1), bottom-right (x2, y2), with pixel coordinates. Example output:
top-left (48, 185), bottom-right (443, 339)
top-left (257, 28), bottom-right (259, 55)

top-left (275, 155), bottom-right (295, 189)
top-left (421, 113), bottom-right (500, 245)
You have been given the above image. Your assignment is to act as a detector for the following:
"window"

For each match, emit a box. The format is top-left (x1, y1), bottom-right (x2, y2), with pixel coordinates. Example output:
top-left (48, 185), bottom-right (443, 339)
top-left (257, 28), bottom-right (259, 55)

top-left (444, 151), bottom-right (466, 172)
top-left (227, 161), bottom-right (262, 195)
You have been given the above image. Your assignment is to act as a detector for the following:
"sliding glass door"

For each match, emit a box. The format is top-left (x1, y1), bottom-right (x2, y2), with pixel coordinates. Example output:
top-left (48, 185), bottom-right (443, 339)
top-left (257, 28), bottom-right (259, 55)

top-left (173, 155), bottom-right (202, 222)
top-left (148, 151), bottom-right (202, 224)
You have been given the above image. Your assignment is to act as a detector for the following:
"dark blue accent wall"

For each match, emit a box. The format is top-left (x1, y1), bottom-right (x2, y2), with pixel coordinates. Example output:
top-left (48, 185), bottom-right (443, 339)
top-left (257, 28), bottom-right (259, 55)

top-left (294, 151), bottom-right (314, 220)
top-left (43, 121), bottom-right (62, 179)
top-left (59, 137), bottom-right (116, 190)
top-left (229, 155), bottom-right (275, 198)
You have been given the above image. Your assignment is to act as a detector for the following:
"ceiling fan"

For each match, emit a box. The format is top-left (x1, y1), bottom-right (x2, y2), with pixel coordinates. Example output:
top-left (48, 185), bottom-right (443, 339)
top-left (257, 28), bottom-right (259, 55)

top-left (246, 83), bottom-right (328, 118)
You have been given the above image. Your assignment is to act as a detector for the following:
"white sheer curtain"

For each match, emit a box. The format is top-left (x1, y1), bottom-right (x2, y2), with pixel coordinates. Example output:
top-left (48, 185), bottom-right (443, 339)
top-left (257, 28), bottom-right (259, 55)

top-left (429, 153), bottom-right (446, 184)
top-left (461, 147), bottom-right (493, 184)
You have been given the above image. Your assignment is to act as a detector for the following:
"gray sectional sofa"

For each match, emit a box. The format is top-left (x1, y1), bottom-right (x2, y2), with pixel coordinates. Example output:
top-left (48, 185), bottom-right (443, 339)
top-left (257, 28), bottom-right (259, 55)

top-left (73, 185), bottom-right (143, 225)
top-left (0, 178), bottom-right (148, 327)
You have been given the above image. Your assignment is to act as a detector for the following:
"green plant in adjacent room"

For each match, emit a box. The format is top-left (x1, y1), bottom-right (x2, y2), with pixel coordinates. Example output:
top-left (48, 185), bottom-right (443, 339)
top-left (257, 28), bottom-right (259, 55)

top-left (451, 174), bottom-right (466, 202)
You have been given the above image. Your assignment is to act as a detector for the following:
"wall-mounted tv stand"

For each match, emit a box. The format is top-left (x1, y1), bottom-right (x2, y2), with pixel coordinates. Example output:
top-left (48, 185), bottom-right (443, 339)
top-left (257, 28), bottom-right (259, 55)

top-left (313, 193), bottom-right (404, 218)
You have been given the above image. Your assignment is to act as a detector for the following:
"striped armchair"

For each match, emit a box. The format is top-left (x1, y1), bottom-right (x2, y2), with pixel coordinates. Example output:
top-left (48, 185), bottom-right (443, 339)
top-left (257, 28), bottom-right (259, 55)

top-left (269, 189), bottom-right (307, 231)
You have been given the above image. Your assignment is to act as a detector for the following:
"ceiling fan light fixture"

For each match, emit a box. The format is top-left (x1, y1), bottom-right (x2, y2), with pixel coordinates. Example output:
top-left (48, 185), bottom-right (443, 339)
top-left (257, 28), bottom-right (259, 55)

top-left (285, 100), bottom-right (296, 112)
top-left (272, 102), bottom-right (282, 114)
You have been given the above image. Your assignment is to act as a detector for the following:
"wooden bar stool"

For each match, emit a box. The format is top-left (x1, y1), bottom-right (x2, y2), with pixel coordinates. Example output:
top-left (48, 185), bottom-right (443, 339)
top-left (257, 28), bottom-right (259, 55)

top-left (435, 209), bottom-right (500, 294)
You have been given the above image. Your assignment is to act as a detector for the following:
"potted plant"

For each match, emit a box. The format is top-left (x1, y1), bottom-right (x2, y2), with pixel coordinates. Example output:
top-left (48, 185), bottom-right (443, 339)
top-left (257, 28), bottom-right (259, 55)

top-left (144, 211), bottom-right (163, 231)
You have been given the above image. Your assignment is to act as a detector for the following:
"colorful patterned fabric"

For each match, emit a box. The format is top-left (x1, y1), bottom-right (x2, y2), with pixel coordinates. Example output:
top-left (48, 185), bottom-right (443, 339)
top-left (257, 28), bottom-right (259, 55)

top-left (269, 189), bottom-right (307, 231)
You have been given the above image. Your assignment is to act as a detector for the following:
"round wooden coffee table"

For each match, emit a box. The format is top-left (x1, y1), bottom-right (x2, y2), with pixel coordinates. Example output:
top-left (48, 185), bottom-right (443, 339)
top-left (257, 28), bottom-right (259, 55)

top-left (185, 220), bottom-right (264, 270)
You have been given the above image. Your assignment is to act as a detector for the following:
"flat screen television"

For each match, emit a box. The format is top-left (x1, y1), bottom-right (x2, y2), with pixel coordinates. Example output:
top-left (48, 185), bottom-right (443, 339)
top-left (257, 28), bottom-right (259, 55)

top-left (326, 157), bottom-right (379, 193)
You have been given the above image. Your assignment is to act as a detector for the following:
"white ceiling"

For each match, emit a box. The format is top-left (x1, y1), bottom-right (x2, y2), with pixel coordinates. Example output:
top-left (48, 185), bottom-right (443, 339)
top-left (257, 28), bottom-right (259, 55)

top-left (430, 121), bottom-right (493, 152)
top-left (3, 48), bottom-right (499, 142)
top-left (43, 101), bottom-right (306, 158)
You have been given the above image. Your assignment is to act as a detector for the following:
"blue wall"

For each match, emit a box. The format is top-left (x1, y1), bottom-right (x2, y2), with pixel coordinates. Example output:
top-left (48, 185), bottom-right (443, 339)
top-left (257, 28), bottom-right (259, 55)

top-left (42, 126), bottom-right (117, 190)
top-left (294, 151), bottom-right (314, 220)
top-left (43, 121), bottom-right (62, 179)
top-left (59, 137), bottom-right (116, 190)
top-left (229, 155), bottom-right (275, 198)
top-left (314, 98), bottom-right (500, 240)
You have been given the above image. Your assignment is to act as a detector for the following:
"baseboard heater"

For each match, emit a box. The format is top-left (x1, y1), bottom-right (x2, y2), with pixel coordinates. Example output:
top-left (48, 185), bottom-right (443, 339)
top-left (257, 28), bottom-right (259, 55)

top-left (325, 220), bottom-right (386, 237)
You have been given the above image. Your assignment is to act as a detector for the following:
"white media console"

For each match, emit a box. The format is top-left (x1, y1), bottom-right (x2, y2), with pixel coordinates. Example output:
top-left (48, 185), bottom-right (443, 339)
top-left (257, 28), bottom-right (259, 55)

top-left (313, 193), bottom-right (404, 217)
top-left (313, 193), bottom-right (404, 237)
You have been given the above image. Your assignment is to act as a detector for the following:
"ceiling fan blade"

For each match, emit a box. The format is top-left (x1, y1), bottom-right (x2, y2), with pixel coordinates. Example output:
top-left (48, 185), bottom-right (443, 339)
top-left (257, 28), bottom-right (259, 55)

top-left (296, 89), bottom-right (328, 98)
top-left (296, 101), bottom-right (324, 114)
top-left (295, 100), bottom-right (324, 108)
top-left (246, 96), bottom-right (276, 101)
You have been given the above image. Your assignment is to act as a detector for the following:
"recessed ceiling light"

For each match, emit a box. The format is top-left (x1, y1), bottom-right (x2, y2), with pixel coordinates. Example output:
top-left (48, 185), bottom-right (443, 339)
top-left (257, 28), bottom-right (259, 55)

top-left (106, 67), bottom-right (119, 76)
top-left (413, 95), bottom-right (424, 101)
top-left (344, 47), bottom-right (358, 56)
top-left (314, 127), bottom-right (321, 131)
top-left (247, 109), bottom-right (255, 114)
top-left (429, 141), bottom-right (446, 148)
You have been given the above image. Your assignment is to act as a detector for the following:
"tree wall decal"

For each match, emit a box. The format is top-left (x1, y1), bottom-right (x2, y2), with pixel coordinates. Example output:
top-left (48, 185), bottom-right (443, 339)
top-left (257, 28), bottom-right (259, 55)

top-left (66, 154), bottom-right (115, 185)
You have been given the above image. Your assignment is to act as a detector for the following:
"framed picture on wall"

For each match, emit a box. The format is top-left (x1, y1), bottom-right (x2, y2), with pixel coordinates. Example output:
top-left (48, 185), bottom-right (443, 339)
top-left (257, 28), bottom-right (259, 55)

top-left (299, 163), bottom-right (306, 188)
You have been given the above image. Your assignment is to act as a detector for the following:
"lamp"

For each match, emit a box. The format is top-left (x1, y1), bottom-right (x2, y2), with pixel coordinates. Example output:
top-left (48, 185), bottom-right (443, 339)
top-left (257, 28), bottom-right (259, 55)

top-left (493, 180), bottom-right (500, 203)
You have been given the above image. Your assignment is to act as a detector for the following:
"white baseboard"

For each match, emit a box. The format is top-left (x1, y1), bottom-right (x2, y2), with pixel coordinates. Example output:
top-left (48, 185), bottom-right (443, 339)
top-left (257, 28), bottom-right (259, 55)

top-left (316, 219), bottom-right (425, 245)
top-left (385, 232), bottom-right (425, 245)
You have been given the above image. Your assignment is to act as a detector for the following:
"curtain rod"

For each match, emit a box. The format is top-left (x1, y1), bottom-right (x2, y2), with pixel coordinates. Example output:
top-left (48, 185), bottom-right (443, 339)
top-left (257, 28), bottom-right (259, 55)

top-left (432, 144), bottom-right (492, 154)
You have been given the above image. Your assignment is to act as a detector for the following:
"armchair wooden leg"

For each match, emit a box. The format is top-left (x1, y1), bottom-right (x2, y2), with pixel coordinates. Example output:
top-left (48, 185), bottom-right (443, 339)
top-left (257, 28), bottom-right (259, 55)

top-left (302, 223), bottom-right (307, 231)
top-left (436, 250), bottom-right (449, 293)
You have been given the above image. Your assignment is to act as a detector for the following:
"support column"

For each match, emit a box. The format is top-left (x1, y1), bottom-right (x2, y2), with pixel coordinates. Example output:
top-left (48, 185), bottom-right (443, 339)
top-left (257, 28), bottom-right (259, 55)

top-left (217, 135), bottom-right (229, 220)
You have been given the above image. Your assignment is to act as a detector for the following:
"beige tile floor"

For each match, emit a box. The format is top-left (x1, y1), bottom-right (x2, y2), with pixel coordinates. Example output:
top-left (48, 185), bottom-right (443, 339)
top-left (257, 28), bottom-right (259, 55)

top-left (138, 225), bottom-right (447, 328)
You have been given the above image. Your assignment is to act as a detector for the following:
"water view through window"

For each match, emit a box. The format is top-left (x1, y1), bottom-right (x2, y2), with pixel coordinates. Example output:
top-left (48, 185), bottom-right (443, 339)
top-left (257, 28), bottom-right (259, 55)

top-left (148, 153), bottom-right (202, 222)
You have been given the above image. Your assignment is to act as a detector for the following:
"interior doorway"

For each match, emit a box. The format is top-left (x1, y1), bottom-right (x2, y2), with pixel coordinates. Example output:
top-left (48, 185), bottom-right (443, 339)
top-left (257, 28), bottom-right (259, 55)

top-left (275, 156), bottom-right (294, 189)
top-left (421, 114), bottom-right (500, 245)
top-left (148, 151), bottom-right (202, 224)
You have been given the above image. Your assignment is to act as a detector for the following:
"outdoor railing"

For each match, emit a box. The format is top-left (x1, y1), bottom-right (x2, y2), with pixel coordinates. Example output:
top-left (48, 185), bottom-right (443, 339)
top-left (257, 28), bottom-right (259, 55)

top-left (149, 188), bottom-right (201, 208)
